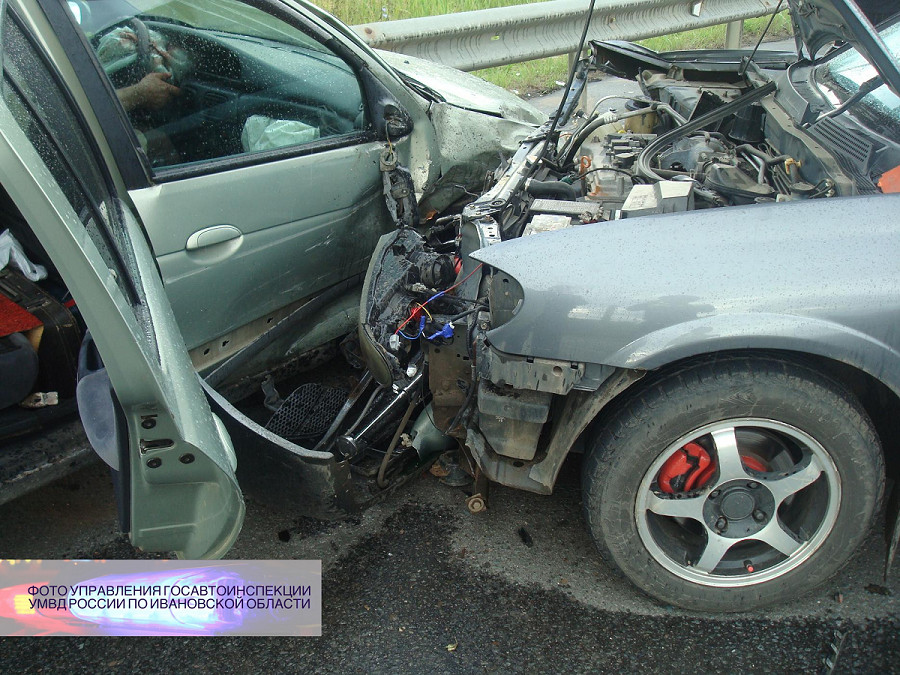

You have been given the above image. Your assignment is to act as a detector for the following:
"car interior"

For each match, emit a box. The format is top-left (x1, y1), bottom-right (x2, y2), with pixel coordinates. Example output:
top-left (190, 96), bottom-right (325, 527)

top-left (89, 10), bottom-right (368, 168)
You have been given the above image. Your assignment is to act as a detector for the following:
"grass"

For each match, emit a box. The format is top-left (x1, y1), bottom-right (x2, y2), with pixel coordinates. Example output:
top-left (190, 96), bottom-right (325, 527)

top-left (318, 1), bottom-right (794, 96)
top-left (472, 55), bottom-right (571, 95)
top-left (639, 11), bottom-right (793, 52)
top-left (316, 0), bottom-right (547, 25)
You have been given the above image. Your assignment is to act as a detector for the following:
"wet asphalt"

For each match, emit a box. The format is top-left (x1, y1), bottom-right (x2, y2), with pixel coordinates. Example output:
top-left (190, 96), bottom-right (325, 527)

top-left (0, 452), bottom-right (897, 673)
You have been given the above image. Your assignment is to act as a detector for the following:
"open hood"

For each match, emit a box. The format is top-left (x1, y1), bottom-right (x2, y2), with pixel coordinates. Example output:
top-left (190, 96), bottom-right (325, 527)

top-left (789, 0), bottom-right (900, 95)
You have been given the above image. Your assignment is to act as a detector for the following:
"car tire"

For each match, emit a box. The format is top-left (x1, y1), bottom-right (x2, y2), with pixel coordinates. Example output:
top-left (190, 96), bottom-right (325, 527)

top-left (582, 355), bottom-right (884, 612)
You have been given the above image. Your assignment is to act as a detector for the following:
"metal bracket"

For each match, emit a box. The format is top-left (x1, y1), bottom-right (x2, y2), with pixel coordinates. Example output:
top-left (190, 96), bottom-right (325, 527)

top-left (380, 147), bottom-right (419, 229)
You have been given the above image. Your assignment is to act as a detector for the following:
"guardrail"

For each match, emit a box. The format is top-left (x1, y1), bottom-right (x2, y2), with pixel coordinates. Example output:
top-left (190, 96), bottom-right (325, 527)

top-left (352, 0), bottom-right (780, 71)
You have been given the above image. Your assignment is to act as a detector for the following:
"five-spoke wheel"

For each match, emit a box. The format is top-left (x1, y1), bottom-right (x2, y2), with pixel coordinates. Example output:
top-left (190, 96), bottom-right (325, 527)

top-left (582, 357), bottom-right (883, 611)
top-left (637, 420), bottom-right (839, 585)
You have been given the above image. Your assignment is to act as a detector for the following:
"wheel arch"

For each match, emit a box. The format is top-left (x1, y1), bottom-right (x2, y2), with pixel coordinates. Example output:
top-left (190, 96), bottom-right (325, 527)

top-left (579, 348), bottom-right (899, 482)
top-left (605, 314), bottom-right (900, 400)
top-left (489, 346), bottom-right (898, 496)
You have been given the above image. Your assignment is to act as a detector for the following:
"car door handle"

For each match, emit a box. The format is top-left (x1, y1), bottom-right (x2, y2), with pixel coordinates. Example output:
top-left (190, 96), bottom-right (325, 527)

top-left (186, 225), bottom-right (242, 251)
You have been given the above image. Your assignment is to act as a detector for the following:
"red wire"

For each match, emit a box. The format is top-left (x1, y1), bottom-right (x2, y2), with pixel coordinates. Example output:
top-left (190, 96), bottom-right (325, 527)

top-left (394, 263), bottom-right (484, 334)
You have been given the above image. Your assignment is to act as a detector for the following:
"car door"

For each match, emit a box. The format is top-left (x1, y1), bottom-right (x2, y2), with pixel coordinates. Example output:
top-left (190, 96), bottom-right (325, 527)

top-left (49, 0), bottom-right (398, 366)
top-left (0, 1), bottom-right (243, 558)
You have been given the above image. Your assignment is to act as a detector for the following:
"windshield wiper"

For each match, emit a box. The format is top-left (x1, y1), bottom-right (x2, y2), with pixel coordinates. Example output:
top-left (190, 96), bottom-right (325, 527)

top-left (804, 73), bottom-right (884, 128)
top-left (399, 74), bottom-right (445, 104)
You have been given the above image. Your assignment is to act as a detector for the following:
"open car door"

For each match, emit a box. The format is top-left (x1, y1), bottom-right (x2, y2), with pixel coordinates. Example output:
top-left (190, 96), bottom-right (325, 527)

top-left (0, 3), bottom-right (243, 557)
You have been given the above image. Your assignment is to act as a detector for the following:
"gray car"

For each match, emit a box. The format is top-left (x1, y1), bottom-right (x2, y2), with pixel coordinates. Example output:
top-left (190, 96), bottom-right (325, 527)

top-left (358, 0), bottom-right (900, 611)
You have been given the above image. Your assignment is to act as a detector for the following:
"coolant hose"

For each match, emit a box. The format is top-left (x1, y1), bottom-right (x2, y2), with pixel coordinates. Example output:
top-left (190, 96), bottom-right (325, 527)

top-left (735, 144), bottom-right (791, 165)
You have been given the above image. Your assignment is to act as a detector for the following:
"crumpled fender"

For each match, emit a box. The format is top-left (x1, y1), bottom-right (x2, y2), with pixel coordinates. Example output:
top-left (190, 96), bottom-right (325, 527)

top-left (472, 194), bottom-right (900, 398)
top-left (376, 49), bottom-right (546, 125)
top-left (418, 102), bottom-right (541, 214)
top-left (375, 49), bottom-right (545, 215)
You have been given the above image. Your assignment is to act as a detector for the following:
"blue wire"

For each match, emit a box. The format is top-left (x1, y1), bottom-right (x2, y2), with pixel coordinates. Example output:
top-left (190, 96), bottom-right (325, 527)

top-left (426, 323), bottom-right (454, 341)
top-left (398, 316), bottom-right (426, 341)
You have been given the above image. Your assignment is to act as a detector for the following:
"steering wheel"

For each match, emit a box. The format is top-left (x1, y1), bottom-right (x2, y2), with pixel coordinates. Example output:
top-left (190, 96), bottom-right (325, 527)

top-left (128, 17), bottom-right (155, 78)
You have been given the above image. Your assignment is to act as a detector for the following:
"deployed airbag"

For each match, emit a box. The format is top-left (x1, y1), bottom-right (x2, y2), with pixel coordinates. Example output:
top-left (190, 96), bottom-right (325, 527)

top-left (241, 116), bottom-right (319, 152)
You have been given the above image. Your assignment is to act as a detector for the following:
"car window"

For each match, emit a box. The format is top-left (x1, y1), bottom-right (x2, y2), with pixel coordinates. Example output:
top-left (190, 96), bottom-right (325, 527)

top-left (1, 6), bottom-right (157, 356)
top-left (75, 0), bottom-right (368, 172)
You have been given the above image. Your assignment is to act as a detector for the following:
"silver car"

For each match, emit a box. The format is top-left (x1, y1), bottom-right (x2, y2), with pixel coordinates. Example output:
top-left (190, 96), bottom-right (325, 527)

top-left (0, 0), bottom-right (540, 512)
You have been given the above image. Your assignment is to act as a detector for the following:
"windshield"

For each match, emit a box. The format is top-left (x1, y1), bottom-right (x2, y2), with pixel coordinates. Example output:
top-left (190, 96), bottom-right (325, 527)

top-left (815, 20), bottom-right (900, 136)
top-left (81, 0), bottom-right (328, 51)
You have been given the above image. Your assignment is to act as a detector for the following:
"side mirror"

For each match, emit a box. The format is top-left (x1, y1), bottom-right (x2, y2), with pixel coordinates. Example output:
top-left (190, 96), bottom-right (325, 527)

top-left (380, 103), bottom-right (414, 140)
top-left (358, 68), bottom-right (414, 140)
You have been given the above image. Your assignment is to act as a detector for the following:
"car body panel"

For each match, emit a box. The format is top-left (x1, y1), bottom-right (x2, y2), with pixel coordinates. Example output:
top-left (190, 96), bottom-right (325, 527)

top-left (417, 100), bottom-right (544, 216)
top-left (131, 142), bottom-right (388, 350)
top-left (474, 194), bottom-right (900, 395)
top-left (376, 48), bottom-right (546, 125)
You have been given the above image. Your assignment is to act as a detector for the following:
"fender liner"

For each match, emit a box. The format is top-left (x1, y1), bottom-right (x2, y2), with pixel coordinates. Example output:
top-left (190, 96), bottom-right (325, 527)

top-left (467, 368), bottom-right (643, 494)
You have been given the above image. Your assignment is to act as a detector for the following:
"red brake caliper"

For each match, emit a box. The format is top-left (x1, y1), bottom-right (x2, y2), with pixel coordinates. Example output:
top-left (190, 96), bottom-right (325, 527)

top-left (658, 443), bottom-right (768, 494)
top-left (658, 442), bottom-right (714, 493)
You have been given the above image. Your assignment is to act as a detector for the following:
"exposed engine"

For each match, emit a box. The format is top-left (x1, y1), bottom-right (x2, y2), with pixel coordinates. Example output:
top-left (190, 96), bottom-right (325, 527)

top-left (363, 87), bottom-right (845, 359)
top-left (355, 62), bottom-right (865, 473)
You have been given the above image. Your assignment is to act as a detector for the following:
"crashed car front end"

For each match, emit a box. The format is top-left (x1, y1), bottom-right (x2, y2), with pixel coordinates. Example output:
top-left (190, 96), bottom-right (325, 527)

top-left (185, 46), bottom-right (548, 520)
top-left (360, 22), bottom-right (900, 489)
top-left (352, 2), bottom-right (900, 610)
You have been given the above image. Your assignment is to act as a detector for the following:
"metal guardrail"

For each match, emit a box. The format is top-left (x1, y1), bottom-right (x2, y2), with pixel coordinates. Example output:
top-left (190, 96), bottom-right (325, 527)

top-left (352, 0), bottom-right (780, 71)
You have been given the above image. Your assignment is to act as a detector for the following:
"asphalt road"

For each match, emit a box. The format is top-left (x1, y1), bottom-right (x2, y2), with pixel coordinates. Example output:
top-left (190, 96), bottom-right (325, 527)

top-left (1, 450), bottom-right (898, 673)
top-left (2, 36), bottom-right (898, 673)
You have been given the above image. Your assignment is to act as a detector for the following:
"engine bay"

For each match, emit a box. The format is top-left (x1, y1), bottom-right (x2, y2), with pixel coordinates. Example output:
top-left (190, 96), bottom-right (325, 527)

top-left (344, 39), bottom-right (897, 492)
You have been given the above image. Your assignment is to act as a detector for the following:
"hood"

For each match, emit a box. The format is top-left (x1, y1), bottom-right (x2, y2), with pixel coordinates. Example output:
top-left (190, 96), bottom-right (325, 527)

top-left (375, 49), bottom-right (546, 125)
top-left (789, 0), bottom-right (900, 94)
top-left (471, 195), bottom-right (900, 382)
